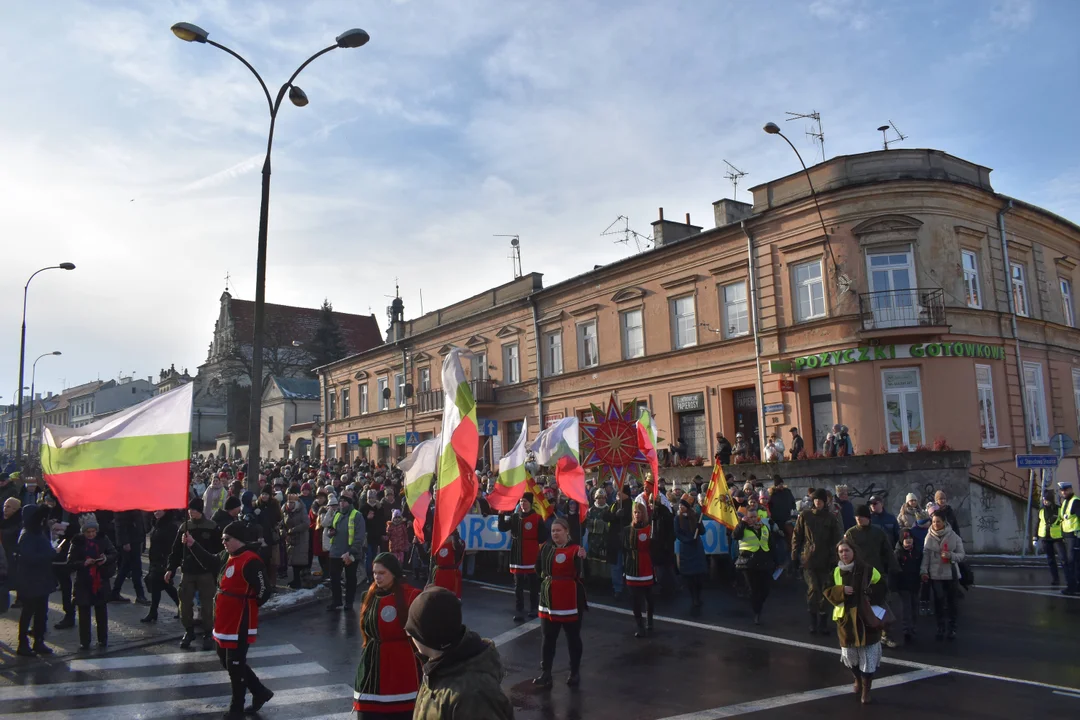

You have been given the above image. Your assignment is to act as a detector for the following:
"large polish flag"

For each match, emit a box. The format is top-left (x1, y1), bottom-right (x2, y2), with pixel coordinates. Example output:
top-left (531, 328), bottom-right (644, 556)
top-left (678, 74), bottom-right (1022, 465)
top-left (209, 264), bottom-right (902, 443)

top-left (41, 383), bottom-right (193, 512)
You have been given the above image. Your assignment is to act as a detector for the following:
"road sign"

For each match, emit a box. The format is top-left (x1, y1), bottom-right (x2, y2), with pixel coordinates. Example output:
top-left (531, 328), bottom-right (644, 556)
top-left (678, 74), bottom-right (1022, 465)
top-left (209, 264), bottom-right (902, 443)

top-left (478, 418), bottom-right (499, 437)
top-left (1016, 454), bottom-right (1059, 469)
top-left (347, 432), bottom-right (359, 446)
top-left (1050, 433), bottom-right (1075, 456)
top-left (405, 432), bottom-right (420, 447)
top-left (763, 403), bottom-right (785, 414)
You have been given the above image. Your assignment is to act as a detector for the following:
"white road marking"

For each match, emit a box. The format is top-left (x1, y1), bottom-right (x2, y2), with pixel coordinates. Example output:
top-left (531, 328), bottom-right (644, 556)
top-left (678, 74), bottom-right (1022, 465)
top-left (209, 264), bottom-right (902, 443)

top-left (67, 643), bottom-right (302, 672)
top-left (491, 619), bottom-right (542, 647)
top-left (654, 669), bottom-right (947, 719)
top-left (6, 682), bottom-right (352, 720)
top-left (1053, 690), bottom-right (1080, 700)
top-left (0, 661), bottom-right (328, 702)
top-left (978, 585), bottom-right (1078, 600)
top-left (468, 580), bottom-right (1080, 695)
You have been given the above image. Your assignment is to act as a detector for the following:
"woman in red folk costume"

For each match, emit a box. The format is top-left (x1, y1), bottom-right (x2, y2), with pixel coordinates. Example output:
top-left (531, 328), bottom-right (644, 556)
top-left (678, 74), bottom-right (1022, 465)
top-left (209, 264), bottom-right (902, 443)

top-left (533, 517), bottom-right (587, 689)
top-left (625, 501), bottom-right (655, 638)
top-left (430, 529), bottom-right (465, 598)
top-left (353, 552), bottom-right (421, 720)
top-left (498, 492), bottom-right (547, 621)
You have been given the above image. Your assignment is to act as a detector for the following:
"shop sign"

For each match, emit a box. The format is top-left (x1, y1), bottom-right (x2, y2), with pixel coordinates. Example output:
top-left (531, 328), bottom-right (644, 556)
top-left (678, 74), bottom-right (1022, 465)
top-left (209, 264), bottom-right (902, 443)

top-left (376, 437), bottom-right (390, 447)
top-left (544, 412), bottom-right (565, 428)
top-left (395, 434), bottom-right (406, 446)
top-left (791, 342), bottom-right (1005, 371)
top-left (672, 392), bottom-right (705, 412)
top-left (357, 438), bottom-right (374, 448)
top-left (778, 379), bottom-right (795, 392)
top-left (733, 389), bottom-right (757, 409)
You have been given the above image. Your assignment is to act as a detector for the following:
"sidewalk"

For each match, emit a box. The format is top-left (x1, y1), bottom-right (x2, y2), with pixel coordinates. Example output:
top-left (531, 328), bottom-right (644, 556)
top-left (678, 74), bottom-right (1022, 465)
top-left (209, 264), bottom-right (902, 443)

top-left (968, 553), bottom-right (1044, 568)
top-left (0, 579), bottom-right (328, 669)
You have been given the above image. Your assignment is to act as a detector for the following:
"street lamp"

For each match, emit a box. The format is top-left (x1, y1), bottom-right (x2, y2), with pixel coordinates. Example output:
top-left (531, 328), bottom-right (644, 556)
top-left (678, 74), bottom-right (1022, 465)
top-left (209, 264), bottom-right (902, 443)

top-left (16, 263), bottom-right (75, 464)
top-left (27, 351), bottom-right (61, 453)
top-left (762, 123), bottom-right (850, 294)
top-left (172, 22), bottom-right (369, 490)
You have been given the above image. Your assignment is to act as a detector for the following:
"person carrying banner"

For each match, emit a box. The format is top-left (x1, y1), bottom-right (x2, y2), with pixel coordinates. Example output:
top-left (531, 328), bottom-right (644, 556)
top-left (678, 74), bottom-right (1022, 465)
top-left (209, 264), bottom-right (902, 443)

top-left (498, 493), bottom-right (547, 622)
top-left (165, 497), bottom-right (222, 650)
top-left (625, 501), bottom-right (655, 638)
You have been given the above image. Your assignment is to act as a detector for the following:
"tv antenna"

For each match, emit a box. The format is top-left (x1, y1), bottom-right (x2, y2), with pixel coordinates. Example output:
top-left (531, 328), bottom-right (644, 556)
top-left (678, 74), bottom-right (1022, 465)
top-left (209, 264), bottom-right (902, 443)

top-left (785, 110), bottom-right (825, 162)
top-left (495, 235), bottom-right (522, 279)
top-left (722, 160), bottom-right (748, 199)
top-left (601, 216), bottom-right (652, 254)
top-left (878, 121), bottom-right (907, 150)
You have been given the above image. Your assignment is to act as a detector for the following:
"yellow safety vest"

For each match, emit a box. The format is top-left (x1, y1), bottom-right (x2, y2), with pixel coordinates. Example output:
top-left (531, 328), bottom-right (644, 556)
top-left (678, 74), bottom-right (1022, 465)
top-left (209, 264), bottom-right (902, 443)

top-left (332, 509), bottom-right (359, 547)
top-left (738, 524), bottom-right (770, 553)
top-left (1062, 496), bottom-right (1080, 535)
top-left (1040, 508), bottom-right (1063, 539)
top-left (832, 566), bottom-right (881, 621)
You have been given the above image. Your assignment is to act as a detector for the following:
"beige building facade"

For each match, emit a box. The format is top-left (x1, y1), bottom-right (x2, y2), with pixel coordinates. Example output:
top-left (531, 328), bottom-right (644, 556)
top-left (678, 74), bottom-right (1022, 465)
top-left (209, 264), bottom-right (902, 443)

top-left (319, 149), bottom-right (1080, 497)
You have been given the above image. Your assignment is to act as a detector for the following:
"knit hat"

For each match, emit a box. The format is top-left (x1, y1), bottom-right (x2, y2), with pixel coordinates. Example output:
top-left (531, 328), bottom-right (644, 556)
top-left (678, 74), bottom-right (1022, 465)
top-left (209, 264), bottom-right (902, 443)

top-left (521, 492), bottom-right (534, 504)
top-left (188, 498), bottom-right (204, 513)
top-left (392, 508), bottom-right (402, 519)
top-left (905, 492), bottom-right (918, 503)
top-left (855, 504), bottom-right (872, 519)
top-left (405, 587), bottom-right (464, 652)
top-left (680, 493), bottom-right (694, 509)
top-left (222, 520), bottom-right (252, 543)
top-left (225, 496), bottom-right (242, 511)
top-left (373, 551), bottom-right (403, 579)
top-left (812, 488), bottom-right (828, 502)
top-left (80, 513), bottom-right (99, 531)
top-left (327, 494), bottom-right (339, 506)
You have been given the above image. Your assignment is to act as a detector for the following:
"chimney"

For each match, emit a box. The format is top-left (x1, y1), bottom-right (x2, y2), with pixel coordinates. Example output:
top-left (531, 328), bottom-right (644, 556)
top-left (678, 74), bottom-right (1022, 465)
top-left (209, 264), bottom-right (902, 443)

top-left (47, 391), bottom-right (53, 399)
top-left (35, 392), bottom-right (42, 402)
top-left (712, 198), bottom-right (753, 227)
top-left (651, 207), bottom-right (703, 248)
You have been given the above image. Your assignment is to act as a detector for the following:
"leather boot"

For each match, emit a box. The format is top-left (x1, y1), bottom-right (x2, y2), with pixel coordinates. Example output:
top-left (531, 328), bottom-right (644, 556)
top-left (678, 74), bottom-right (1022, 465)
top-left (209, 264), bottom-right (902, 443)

top-left (861, 673), bottom-right (873, 704)
top-left (817, 613), bottom-right (829, 634)
top-left (809, 612), bottom-right (819, 635)
top-left (532, 671), bottom-right (553, 689)
top-left (851, 669), bottom-right (863, 695)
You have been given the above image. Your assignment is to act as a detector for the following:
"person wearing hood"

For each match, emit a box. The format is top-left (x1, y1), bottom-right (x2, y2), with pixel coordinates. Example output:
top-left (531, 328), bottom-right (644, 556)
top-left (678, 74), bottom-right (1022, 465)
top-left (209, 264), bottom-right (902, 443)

top-left (16, 504), bottom-right (56, 656)
top-left (793, 488), bottom-right (844, 635)
top-left (141, 510), bottom-right (180, 624)
top-left (203, 473), bottom-right (228, 519)
top-left (353, 552), bottom-right (421, 719)
top-left (920, 510), bottom-right (966, 641)
top-left (408, 586), bottom-right (514, 719)
top-left (63, 513), bottom-right (118, 650)
top-left (165, 497), bottom-right (222, 650)
top-left (281, 492), bottom-right (310, 589)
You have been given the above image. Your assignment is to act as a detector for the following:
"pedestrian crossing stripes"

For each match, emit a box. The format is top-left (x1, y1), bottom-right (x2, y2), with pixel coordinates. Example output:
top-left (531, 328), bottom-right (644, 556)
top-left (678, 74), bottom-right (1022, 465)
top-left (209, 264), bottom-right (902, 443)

top-left (67, 643), bottom-right (303, 672)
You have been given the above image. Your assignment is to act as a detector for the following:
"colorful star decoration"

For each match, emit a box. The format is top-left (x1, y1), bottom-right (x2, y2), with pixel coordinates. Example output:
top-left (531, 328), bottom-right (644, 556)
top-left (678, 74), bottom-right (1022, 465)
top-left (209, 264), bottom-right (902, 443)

top-left (579, 393), bottom-right (650, 484)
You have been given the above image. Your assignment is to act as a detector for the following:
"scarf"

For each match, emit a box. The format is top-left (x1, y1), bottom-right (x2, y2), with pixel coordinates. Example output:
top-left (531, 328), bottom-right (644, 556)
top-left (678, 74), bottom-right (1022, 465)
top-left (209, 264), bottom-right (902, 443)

top-left (85, 537), bottom-right (103, 595)
top-left (837, 560), bottom-right (855, 572)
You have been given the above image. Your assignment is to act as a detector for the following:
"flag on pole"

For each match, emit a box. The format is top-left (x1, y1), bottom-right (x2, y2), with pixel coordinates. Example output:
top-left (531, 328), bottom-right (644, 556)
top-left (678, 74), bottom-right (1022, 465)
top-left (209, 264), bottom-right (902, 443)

top-left (636, 408), bottom-right (660, 502)
top-left (531, 416), bottom-right (586, 520)
top-left (41, 383), bottom-right (193, 513)
top-left (487, 418), bottom-right (529, 513)
top-left (526, 475), bottom-right (554, 520)
top-left (399, 436), bottom-right (440, 543)
top-left (432, 348), bottom-right (480, 554)
top-left (702, 462), bottom-right (739, 530)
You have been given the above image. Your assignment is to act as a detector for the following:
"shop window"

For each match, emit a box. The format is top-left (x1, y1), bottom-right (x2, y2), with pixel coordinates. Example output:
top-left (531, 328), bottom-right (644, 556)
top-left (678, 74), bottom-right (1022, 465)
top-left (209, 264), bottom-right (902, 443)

top-left (975, 364), bottom-right (998, 448)
top-left (1062, 278), bottom-right (1075, 327)
top-left (722, 282), bottom-right (749, 338)
top-left (621, 309), bottom-right (645, 359)
top-left (1023, 362), bottom-right (1049, 444)
top-left (543, 331), bottom-right (563, 377)
top-left (502, 343), bottom-right (520, 384)
top-left (961, 250), bottom-right (981, 309)
top-left (670, 295), bottom-right (697, 349)
top-left (577, 321), bottom-right (599, 369)
top-left (1011, 263), bottom-right (1029, 317)
top-left (882, 369), bottom-right (924, 451)
top-left (793, 260), bottom-right (825, 322)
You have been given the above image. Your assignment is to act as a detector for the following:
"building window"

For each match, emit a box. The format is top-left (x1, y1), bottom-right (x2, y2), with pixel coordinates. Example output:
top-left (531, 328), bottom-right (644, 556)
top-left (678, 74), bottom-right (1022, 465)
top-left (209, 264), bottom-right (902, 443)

top-left (378, 377), bottom-right (388, 411)
top-left (722, 282), bottom-right (749, 338)
top-left (882, 368), bottom-right (924, 451)
top-left (395, 372), bottom-right (405, 408)
top-left (268, 415), bottom-right (274, 432)
top-left (961, 250), bottom-right (981, 309)
top-left (670, 295), bottom-right (697, 349)
top-left (543, 332), bottom-right (563, 377)
top-left (1023, 361), bottom-right (1049, 444)
top-left (502, 343), bottom-right (520, 384)
top-left (418, 367), bottom-right (431, 393)
top-left (341, 388), bottom-right (351, 418)
top-left (360, 384), bottom-right (369, 415)
top-left (577, 321), bottom-right (599, 369)
top-left (975, 364), bottom-right (998, 448)
top-left (621, 309), bottom-right (645, 360)
top-left (1062, 278), bottom-right (1075, 327)
top-left (793, 260), bottom-right (826, 321)
top-left (328, 391), bottom-right (337, 421)
top-left (471, 352), bottom-right (488, 382)
top-left (1011, 262), bottom-right (1029, 317)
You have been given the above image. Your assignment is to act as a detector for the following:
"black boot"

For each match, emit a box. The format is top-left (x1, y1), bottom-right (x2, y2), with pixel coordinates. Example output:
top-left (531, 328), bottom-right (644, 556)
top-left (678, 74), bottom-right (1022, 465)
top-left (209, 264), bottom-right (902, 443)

top-left (809, 612), bottom-right (819, 635)
top-left (180, 629), bottom-right (196, 649)
top-left (16, 639), bottom-right (34, 657)
top-left (32, 641), bottom-right (54, 655)
top-left (140, 611), bottom-right (158, 624)
top-left (817, 613), bottom-right (829, 634)
top-left (566, 671), bottom-right (580, 686)
top-left (634, 621), bottom-right (647, 639)
top-left (54, 615), bottom-right (75, 630)
top-left (244, 687), bottom-right (274, 713)
top-left (532, 671), bottom-right (553, 689)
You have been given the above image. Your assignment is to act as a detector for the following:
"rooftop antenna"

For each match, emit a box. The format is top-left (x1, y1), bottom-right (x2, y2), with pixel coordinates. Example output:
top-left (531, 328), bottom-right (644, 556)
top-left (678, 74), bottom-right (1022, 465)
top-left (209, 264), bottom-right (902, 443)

top-left (878, 120), bottom-right (907, 150)
top-left (785, 110), bottom-right (825, 162)
top-left (722, 160), bottom-right (749, 199)
top-left (601, 216), bottom-right (652, 253)
top-left (419, 288), bottom-right (424, 315)
top-left (495, 235), bottom-right (522, 279)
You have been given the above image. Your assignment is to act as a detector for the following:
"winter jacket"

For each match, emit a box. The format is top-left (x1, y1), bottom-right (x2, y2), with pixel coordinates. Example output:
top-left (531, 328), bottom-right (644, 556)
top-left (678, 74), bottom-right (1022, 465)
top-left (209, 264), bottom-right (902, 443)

top-left (15, 506), bottom-right (56, 598)
top-left (792, 506), bottom-right (843, 571)
top-left (211, 508), bottom-right (236, 531)
top-left (359, 502), bottom-right (386, 549)
top-left (836, 499), bottom-right (856, 530)
top-left (167, 516), bottom-right (222, 575)
top-left (650, 503), bottom-right (676, 565)
top-left (869, 510), bottom-right (900, 547)
top-left (937, 504), bottom-right (962, 536)
top-left (328, 506), bottom-right (366, 559)
top-left (584, 505), bottom-right (612, 563)
top-left (604, 500), bottom-right (632, 558)
top-left (385, 519), bottom-right (410, 555)
top-left (824, 563), bottom-right (886, 648)
top-left (64, 533), bottom-right (118, 606)
top-left (147, 514), bottom-right (179, 571)
top-left (115, 510), bottom-right (146, 549)
top-left (769, 487), bottom-right (797, 527)
top-left (413, 630), bottom-right (514, 720)
top-left (920, 526), bottom-right (966, 581)
top-left (674, 513), bottom-right (707, 576)
top-left (203, 483), bottom-right (227, 517)
top-left (894, 543), bottom-right (923, 593)
top-left (254, 499), bottom-right (282, 546)
top-left (843, 524), bottom-right (899, 577)
top-left (281, 503), bottom-right (310, 566)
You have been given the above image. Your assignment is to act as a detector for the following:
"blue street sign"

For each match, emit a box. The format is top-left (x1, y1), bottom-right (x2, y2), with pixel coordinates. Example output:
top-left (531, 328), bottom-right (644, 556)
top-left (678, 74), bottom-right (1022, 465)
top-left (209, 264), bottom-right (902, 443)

top-left (1050, 433), bottom-right (1075, 456)
top-left (405, 432), bottom-right (420, 447)
top-left (762, 403), bottom-right (785, 414)
top-left (1016, 454), bottom-right (1059, 469)
top-left (478, 418), bottom-right (499, 437)
top-left (347, 432), bottom-right (359, 446)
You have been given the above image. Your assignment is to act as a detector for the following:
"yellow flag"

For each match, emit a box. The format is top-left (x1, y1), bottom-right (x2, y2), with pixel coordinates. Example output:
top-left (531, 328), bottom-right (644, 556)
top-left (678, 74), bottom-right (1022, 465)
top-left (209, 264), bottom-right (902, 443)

top-left (703, 463), bottom-right (739, 530)
top-left (527, 476), bottom-right (554, 521)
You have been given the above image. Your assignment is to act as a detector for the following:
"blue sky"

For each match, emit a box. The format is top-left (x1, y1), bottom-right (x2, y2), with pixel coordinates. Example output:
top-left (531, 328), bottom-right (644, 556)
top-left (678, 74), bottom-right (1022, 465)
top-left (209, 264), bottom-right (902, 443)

top-left (1, 0), bottom-right (1076, 399)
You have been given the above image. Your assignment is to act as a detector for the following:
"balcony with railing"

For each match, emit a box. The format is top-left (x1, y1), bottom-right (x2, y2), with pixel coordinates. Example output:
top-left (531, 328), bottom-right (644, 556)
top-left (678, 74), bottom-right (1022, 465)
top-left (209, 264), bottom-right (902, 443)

top-left (415, 379), bottom-right (496, 414)
top-left (858, 288), bottom-right (947, 332)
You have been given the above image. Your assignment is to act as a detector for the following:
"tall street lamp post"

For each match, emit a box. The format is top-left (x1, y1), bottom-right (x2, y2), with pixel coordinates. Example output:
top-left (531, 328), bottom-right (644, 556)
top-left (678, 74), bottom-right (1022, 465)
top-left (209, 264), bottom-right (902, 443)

top-left (16, 263), bottom-right (76, 464)
top-left (171, 22), bottom-right (369, 489)
top-left (27, 351), bottom-right (62, 454)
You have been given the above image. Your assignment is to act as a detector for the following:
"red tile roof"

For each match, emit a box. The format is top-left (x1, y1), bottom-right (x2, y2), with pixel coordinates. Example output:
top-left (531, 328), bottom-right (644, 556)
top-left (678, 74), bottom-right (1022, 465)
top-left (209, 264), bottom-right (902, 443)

top-left (228, 297), bottom-right (383, 356)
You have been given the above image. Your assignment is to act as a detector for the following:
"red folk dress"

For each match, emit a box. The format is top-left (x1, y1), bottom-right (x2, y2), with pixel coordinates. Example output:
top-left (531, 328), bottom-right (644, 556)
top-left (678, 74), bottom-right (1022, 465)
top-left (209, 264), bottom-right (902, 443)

top-left (213, 550), bottom-right (261, 648)
top-left (432, 536), bottom-right (464, 599)
top-left (506, 512), bottom-right (541, 575)
top-left (353, 583), bottom-right (422, 714)
top-left (624, 524), bottom-right (655, 587)
top-left (537, 542), bottom-right (585, 623)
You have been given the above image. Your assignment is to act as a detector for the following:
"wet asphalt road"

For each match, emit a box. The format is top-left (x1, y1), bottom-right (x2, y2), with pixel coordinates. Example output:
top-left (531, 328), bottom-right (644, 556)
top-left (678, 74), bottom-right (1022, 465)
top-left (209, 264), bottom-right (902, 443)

top-left (2, 566), bottom-right (1079, 719)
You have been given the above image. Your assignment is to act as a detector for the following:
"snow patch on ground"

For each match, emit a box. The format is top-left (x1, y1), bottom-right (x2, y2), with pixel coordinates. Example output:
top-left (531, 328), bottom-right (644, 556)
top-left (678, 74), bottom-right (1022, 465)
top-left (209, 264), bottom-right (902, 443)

top-left (262, 586), bottom-right (324, 613)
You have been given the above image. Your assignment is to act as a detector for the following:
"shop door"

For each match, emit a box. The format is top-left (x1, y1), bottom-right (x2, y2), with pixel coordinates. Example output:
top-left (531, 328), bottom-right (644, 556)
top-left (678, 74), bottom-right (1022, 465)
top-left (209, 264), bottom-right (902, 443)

top-left (867, 251), bottom-right (914, 328)
top-left (732, 388), bottom-right (759, 456)
top-left (678, 411), bottom-right (707, 460)
top-left (809, 376), bottom-right (833, 454)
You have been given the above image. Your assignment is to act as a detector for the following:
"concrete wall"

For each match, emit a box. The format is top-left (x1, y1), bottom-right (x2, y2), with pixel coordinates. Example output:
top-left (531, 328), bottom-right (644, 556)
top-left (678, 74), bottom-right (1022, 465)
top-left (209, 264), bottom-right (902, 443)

top-left (968, 481), bottom-right (1027, 554)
